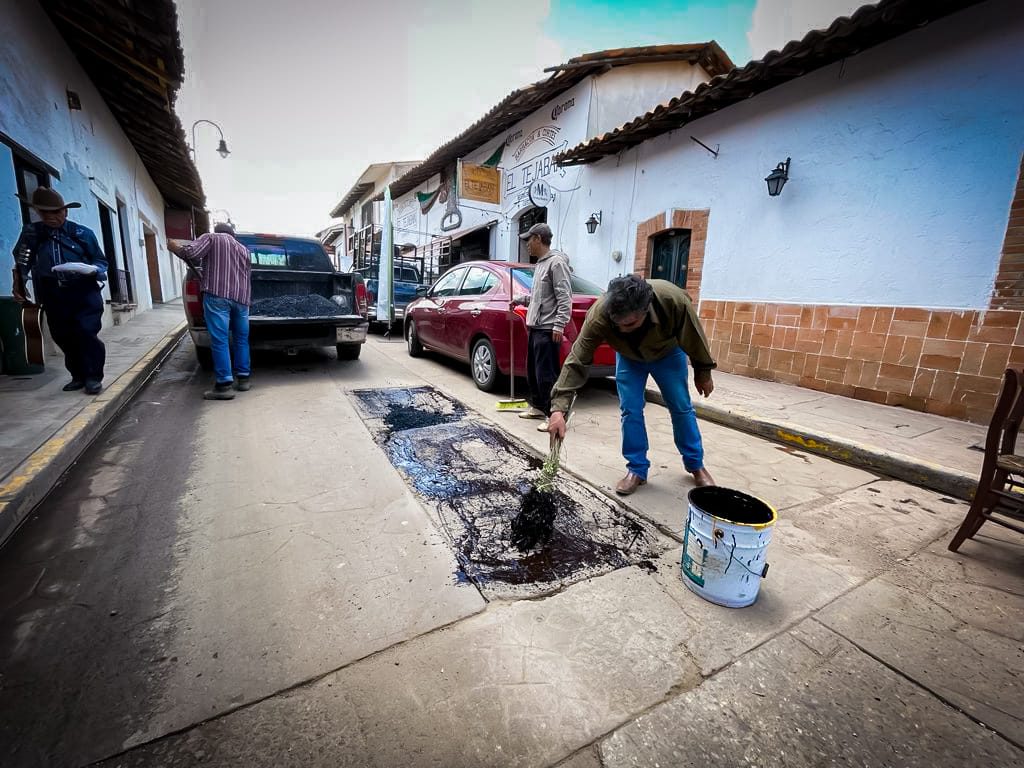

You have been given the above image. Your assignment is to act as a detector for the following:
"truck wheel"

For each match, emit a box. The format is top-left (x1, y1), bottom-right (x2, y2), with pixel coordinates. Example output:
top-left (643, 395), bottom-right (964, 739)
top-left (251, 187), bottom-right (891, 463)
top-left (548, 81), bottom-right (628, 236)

top-left (471, 338), bottom-right (499, 392)
top-left (196, 346), bottom-right (214, 371)
top-left (336, 344), bottom-right (361, 361)
top-left (407, 321), bottom-right (424, 358)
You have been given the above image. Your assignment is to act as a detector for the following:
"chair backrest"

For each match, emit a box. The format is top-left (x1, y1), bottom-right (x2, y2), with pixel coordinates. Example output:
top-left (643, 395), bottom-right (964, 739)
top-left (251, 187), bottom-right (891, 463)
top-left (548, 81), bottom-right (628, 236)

top-left (990, 369), bottom-right (1024, 458)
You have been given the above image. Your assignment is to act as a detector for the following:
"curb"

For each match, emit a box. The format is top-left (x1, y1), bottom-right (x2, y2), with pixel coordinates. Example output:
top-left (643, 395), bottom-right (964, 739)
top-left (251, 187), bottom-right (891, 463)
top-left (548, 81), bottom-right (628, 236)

top-left (644, 388), bottom-right (977, 502)
top-left (0, 321), bottom-right (187, 547)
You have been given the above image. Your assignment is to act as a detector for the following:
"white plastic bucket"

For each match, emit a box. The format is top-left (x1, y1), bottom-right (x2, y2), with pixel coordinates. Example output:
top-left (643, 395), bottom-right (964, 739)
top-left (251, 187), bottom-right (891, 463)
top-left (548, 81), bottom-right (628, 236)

top-left (681, 486), bottom-right (777, 608)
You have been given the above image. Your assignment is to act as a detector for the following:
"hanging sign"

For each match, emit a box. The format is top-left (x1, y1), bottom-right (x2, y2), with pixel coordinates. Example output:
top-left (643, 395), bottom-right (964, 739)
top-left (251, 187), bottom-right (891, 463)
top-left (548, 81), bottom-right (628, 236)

top-left (528, 179), bottom-right (553, 208)
top-left (458, 161), bottom-right (501, 205)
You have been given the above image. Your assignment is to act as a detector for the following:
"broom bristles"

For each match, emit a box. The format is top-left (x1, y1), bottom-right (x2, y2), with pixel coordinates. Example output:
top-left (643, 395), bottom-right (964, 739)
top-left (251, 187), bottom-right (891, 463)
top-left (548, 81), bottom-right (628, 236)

top-left (495, 399), bottom-right (529, 411)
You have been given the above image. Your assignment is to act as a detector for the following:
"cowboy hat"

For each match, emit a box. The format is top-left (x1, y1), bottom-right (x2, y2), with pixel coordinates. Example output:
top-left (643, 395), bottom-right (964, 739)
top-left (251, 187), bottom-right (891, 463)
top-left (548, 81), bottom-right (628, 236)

top-left (16, 187), bottom-right (81, 211)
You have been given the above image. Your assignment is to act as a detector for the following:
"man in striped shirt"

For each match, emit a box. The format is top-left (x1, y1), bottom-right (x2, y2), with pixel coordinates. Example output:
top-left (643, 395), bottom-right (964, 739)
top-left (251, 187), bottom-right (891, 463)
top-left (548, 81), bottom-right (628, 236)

top-left (168, 223), bottom-right (251, 400)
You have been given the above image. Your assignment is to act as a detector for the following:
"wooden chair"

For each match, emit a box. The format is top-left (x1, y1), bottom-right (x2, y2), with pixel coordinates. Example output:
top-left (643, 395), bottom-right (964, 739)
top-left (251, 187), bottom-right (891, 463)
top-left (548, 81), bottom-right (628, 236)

top-left (949, 368), bottom-right (1024, 552)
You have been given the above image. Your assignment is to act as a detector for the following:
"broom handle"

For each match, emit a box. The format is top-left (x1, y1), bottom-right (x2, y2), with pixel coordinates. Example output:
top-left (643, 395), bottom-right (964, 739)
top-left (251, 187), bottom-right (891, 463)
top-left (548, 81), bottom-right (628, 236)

top-left (509, 301), bottom-right (515, 400)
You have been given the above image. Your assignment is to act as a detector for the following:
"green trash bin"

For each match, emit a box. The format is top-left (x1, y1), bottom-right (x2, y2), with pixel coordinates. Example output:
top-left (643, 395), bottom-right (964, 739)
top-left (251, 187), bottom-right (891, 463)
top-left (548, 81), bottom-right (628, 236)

top-left (0, 296), bottom-right (45, 375)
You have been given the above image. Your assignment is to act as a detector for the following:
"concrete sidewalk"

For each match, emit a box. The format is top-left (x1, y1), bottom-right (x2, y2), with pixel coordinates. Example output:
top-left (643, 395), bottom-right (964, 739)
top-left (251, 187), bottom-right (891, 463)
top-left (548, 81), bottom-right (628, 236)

top-left (0, 301), bottom-right (186, 545)
top-left (648, 370), bottom-right (987, 500)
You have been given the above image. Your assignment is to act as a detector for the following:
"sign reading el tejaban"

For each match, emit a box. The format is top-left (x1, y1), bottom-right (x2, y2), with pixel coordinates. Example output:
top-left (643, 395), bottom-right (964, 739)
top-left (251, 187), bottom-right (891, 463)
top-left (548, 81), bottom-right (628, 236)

top-left (458, 161), bottom-right (501, 205)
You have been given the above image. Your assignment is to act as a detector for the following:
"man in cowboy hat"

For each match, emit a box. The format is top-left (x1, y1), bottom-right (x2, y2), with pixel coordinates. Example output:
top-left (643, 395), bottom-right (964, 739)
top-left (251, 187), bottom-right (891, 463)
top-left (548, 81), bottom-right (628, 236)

top-left (11, 187), bottom-right (108, 394)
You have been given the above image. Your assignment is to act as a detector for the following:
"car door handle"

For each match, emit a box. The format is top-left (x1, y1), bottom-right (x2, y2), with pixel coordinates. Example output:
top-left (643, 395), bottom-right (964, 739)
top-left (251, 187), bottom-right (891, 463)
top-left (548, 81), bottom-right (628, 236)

top-left (470, 309), bottom-right (482, 316)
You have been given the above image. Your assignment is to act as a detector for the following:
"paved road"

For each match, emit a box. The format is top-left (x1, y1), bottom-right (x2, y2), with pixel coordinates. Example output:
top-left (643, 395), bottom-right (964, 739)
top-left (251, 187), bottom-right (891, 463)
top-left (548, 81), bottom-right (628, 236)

top-left (0, 339), bottom-right (484, 767)
top-left (1, 335), bottom-right (1021, 768)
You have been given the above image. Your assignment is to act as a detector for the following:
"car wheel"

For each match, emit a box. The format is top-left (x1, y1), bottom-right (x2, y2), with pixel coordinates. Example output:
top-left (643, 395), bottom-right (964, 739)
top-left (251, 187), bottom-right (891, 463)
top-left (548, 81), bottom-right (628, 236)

top-left (336, 343), bottom-right (361, 361)
top-left (196, 345), bottom-right (214, 371)
top-left (407, 320), bottom-right (424, 358)
top-left (471, 337), bottom-right (499, 391)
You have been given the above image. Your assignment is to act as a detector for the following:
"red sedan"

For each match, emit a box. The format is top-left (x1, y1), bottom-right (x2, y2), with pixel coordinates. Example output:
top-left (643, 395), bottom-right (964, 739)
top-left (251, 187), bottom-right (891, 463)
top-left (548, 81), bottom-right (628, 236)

top-left (405, 261), bottom-right (616, 391)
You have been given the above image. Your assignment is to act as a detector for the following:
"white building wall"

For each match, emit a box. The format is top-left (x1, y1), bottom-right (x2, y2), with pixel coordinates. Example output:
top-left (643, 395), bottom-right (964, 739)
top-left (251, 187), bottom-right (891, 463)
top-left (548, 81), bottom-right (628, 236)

top-left (0, 0), bottom-right (178, 309)
top-left (392, 78), bottom-right (594, 267)
top-left (390, 61), bottom-right (722, 277)
top-left (587, 61), bottom-right (710, 137)
top-left (575, 0), bottom-right (1024, 309)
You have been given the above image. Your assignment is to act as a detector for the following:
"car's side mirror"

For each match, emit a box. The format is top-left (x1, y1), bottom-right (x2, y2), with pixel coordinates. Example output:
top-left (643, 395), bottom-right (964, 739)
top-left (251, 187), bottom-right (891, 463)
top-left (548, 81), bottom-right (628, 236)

top-left (416, 286), bottom-right (429, 298)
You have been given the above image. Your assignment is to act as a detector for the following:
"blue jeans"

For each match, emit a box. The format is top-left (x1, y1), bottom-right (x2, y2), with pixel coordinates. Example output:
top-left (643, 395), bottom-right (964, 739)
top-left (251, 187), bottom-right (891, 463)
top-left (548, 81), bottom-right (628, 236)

top-left (204, 294), bottom-right (251, 384)
top-left (616, 347), bottom-right (704, 477)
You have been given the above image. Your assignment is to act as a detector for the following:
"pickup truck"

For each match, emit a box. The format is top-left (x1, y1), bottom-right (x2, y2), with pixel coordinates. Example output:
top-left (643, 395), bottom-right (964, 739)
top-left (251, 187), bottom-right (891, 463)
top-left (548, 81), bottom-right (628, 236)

top-left (354, 261), bottom-right (423, 323)
top-left (182, 233), bottom-right (370, 366)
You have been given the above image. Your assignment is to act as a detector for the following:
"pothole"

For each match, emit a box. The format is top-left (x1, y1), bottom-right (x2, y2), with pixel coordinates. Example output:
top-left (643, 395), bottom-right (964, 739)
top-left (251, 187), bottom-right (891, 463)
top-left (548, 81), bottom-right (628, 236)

top-left (350, 386), bottom-right (664, 598)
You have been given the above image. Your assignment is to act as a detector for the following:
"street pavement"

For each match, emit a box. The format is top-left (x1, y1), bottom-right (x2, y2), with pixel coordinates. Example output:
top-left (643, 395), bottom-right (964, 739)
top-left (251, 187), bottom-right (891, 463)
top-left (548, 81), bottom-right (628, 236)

top-left (0, 334), bottom-right (1020, 767)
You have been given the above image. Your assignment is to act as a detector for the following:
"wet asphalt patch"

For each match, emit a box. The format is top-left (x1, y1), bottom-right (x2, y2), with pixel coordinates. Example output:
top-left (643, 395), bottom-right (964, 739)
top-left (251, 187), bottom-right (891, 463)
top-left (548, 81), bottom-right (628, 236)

top-left (350, 386), bottom-right (663, 598)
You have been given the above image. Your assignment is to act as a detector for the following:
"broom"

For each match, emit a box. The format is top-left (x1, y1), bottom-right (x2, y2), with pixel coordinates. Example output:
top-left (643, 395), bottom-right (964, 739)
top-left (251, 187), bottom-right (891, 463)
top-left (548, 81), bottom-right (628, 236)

top-left (510, 401), bottom-right (575, 551)
top-left (496, 301), bottom-right (529, 412)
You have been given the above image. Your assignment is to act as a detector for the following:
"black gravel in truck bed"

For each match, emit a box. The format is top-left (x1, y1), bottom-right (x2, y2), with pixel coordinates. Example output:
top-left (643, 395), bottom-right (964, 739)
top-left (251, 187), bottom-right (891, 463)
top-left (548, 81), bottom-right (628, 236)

top-left (250, 294), bottom-right (344, 318)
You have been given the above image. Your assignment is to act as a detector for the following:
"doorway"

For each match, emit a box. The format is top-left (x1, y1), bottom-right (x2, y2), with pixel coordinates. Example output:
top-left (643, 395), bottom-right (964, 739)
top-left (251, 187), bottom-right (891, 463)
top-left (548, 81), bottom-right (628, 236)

top-left (97, 202), bottom-right (128, 303)
top-left (115, 199), bottom-right (135, 302)
top-left (651, 229), bottom-right (691, 289)
top-left (144, 228), bottom-right (162, 303)
top-left (451, 226), bottom-right (490, 265)
top-left (515, 207), bottom-right (547, 261)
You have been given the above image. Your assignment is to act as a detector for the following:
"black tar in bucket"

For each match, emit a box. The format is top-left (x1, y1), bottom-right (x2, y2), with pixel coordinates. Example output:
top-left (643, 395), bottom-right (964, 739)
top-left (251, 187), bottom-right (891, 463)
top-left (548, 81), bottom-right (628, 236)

top-left (350, 386), bottom-right (664, 598)
top-left (688, 486), bottom-right (774, 525)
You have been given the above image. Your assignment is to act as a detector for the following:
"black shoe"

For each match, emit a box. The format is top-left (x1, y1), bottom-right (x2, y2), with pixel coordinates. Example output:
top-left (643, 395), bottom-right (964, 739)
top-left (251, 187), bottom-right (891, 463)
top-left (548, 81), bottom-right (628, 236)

top-left (84, 380), bottom-right (102, 395)
top-left (234, 376), bottom-right (251, 392)
top-left (203, 382), bottom-right (236, 401)
top-left (63, 380), bottom-right (85, 392)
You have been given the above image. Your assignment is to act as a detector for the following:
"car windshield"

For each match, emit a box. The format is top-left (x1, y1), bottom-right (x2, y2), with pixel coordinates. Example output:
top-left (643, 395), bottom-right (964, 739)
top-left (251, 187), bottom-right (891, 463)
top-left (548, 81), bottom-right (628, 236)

top-left (236, 236), bottom-right (334, 271)
top-left (511, 267), bottom-right (604, 296)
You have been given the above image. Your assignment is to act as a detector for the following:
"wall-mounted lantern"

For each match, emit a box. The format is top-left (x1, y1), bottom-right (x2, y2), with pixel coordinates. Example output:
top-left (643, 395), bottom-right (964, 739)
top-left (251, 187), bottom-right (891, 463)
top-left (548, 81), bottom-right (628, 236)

top-left (765, 157), bottom-right (790, 197)
top-left (585, 211), bottom-right (602, 234)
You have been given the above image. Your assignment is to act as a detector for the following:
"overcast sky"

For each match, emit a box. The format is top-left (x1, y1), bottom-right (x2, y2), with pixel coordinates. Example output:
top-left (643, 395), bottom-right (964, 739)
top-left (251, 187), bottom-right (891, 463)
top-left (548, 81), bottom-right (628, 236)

top-left (174, 0), bottom-right (863, 236)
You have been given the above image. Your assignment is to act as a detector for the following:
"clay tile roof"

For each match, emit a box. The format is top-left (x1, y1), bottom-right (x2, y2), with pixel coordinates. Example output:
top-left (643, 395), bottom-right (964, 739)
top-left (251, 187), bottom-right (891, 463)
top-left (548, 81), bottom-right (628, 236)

top-left (388, 42), bottom-right (734, 200)
top-left (39, 0), bottom-right (207, 231)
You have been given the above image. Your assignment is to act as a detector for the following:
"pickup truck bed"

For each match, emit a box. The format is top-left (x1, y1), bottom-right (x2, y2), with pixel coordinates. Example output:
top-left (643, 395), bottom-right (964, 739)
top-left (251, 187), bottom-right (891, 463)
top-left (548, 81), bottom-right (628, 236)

top-left (183, 233), bottom-right (369, 366)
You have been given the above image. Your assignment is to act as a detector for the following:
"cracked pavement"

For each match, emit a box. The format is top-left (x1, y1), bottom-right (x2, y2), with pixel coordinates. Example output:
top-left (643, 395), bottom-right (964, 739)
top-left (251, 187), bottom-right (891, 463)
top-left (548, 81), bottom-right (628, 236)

top-left (0, 338), bottom-right (1020, 768)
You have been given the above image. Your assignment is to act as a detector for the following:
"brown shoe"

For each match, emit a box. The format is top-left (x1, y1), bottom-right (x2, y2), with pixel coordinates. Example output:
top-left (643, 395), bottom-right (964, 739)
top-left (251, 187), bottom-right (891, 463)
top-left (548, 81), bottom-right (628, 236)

top-left (692, 468), bottom-right (715, 487)
top-left (615, 472), bottom-right (647, 496)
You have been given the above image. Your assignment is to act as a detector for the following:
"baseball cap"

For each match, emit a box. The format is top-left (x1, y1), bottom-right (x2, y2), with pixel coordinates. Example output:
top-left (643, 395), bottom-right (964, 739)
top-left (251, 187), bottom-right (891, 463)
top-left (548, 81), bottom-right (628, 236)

top-left (519, 222), bottom-right (552, 241)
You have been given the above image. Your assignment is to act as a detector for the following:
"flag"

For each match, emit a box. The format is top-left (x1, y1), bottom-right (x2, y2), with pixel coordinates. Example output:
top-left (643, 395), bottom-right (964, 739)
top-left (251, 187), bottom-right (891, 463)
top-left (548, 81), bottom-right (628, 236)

top-left (482, 144), bottom-right (503, 167)
top-left (376, 186), bottom-right (394, 323)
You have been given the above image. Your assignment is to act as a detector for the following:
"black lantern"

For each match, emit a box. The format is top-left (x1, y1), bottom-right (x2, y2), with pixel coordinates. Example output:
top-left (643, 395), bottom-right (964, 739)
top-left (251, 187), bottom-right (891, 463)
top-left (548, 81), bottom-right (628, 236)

top-left (216, 139), bottom-right (231, 159)
top-left (765, 157), bottom-right (790, 197)
top-left (585, 211), bottom-right (602, 234)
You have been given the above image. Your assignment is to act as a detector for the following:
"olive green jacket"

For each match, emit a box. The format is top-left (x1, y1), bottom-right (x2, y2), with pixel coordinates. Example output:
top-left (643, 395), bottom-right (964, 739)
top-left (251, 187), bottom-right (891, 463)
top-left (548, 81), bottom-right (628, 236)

top-left (550, 279), bottom-right (715, 414)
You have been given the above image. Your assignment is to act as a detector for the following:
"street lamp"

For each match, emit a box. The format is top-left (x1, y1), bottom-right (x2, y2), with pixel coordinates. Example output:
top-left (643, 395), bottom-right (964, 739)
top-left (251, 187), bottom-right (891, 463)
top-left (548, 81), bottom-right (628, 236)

top-left (585, 211), bottom-right (602, 234)
top-left (190, 119), bottom-right (231, 161)
top-left (765, 157), bottom-right (790, 197)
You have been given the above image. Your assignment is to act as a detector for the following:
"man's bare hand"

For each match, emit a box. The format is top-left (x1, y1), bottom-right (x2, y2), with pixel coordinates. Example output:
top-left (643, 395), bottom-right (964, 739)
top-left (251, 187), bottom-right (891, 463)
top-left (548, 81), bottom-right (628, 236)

top-left (552, 329), bottom-right (563, 344)
top-left (167, 239), bottom-right (185, 255)
top-left (694, 371), bottom-right (714, 398)
top-left (547, 411), bottom-right (568, 439)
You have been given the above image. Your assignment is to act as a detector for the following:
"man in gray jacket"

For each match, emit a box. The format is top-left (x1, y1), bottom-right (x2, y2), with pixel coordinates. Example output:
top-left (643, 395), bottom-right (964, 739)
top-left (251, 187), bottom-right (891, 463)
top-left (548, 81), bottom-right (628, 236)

top-left (514, 223), bottom-right (573, 431)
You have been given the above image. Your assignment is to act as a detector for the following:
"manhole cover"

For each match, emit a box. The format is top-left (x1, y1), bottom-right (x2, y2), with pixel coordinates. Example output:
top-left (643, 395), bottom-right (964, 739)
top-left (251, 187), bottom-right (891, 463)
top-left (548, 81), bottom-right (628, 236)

top-left (351, 386), bottom-right (664, 597)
